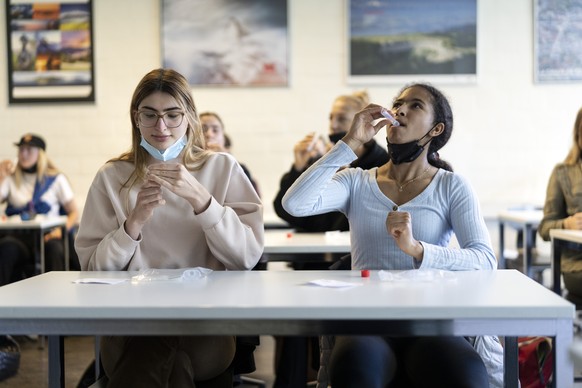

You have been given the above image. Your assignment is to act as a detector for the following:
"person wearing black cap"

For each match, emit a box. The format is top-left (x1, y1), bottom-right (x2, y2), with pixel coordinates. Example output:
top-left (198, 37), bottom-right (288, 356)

top-left (0, 133), bottom-right (80, 286)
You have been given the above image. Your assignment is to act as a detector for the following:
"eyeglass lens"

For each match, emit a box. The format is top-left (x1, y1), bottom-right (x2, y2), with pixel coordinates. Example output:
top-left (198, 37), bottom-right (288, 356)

top-left (138, 111), bottom-right (184, 128)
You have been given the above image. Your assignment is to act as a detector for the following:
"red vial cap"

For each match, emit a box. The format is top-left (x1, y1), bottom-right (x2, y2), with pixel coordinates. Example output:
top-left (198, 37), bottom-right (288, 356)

top-left (361, 269), bottom-right (370, 278)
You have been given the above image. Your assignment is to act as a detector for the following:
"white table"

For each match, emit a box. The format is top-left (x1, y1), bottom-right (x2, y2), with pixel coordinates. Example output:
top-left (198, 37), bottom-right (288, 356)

top-left (263, 229), bottom-right (350, 254)
top-left (550, 229), bottom-right (582, 295)
top-left (0, 269), bottom-right (574, 388)
top-left (0, 215), bottom-right (68, 272)
top-left (498, 209), bottom-right (543, 278)
top-left (263, 212), bottom-right (290, 230)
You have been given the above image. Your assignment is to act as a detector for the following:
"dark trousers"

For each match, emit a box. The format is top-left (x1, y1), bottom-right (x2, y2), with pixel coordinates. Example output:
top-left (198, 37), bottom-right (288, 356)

top-left (330, 336), bottom-right (490, 388)
top-left (0, 231), bottom-right (80, 286)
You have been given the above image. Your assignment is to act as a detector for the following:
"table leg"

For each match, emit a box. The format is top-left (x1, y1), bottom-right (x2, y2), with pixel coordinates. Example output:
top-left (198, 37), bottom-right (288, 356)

top-left (40, 231), bottom-right (45, 273)
top-left (48, 335), bottom-right (64, 388)
top-left (499, 222), bottom-right (505, 269)
top-left (504, 336), bottom-right (519, 388)
top-left (551, 237), bottom-right (562, 295)
top-left (523, 225), bottom-right (533, 279)
top-left (62, 225), bottom-right (69, 271)
top-left (553, 319), bottom-right (574, 388)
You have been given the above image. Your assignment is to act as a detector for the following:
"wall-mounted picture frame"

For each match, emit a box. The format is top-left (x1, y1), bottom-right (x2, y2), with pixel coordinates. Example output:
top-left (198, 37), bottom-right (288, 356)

top-left (347, 0), bottom-right (477, 85)
top-left (534, 0), bottom-right (582, 83)
top-left (5, 0), bottom-right (95, 104)
top-left (162, 0), bottom-right (288, 87)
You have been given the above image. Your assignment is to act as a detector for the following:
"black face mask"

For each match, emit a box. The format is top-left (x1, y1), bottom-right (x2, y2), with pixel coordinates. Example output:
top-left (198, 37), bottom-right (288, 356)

top-left (386, 129), bottom-right (433, 165)
top-left (21, 164), bottom-right (37, 174)
top-left (329, 132), bottom-right (346, 144)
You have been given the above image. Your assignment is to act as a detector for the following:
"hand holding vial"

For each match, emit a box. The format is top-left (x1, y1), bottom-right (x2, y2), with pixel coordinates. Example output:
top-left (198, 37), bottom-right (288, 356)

top-left (381, 108), bottom-right (400, 127)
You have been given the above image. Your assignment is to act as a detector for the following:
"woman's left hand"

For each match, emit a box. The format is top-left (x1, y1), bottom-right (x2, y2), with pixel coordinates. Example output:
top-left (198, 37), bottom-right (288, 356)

top-left (386, 211), bottom-right (424, 260)
top-left (147, 163), bottom-right (212, 213)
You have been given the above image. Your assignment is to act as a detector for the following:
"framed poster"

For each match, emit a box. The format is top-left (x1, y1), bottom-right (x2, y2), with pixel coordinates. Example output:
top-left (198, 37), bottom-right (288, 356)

top-left (5, 0), bottom-right (95, 103)
top-left (534, 0), bottom-right (582, 83)
top-left (162, 0), bottom-right (288, 87)
top-left (347, 0), bottom-right (477, 85)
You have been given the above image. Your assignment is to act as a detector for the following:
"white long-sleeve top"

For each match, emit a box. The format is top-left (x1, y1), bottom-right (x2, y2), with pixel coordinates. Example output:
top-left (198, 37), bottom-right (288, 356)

top-left (75, 152), bottom-right (264, 271)
top-left (0, 172), bottom-right (74, 217)
top-left (282, 141), bottom-right (496, 271)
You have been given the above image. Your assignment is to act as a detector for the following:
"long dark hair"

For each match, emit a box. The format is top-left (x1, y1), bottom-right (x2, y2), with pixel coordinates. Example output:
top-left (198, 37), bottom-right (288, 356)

top-left (396, 83), bottom-right (454, 171)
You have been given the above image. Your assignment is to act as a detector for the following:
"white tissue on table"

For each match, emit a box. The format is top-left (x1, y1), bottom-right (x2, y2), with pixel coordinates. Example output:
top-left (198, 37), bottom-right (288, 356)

top-left (378, 269), bottom-right (457, 282)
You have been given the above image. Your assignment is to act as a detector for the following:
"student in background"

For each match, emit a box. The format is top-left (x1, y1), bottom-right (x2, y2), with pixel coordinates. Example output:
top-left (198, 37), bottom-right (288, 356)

top-left (200, 111), bottom-right (260, 197)
top-left (271, 91), bottom-right (389, 387)
top-left (283, 83), bottom-right (501, 387)
top-left (273, 91), bottom-right (388, 234)
top-left (0, 133), bottom-right (80, 286)
top-left (75, 68), bottom-right (263, 387)
top-left (539, 106), bottom-right (582, 306)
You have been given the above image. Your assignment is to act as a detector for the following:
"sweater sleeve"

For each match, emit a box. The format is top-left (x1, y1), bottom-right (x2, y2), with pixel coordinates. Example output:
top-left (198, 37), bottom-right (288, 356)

top-left (420, 174), bottom-right (497, 271)
top-left (538, 165), bottom-right (567, 241)
top-left (282, 141), bottom-right (358, 217)
top-left (274, 165), bottom-right (349, 232)
top-left (75, 166), bottom-right (140, 271)
top-left (195, 161), bottom-right (264, 270)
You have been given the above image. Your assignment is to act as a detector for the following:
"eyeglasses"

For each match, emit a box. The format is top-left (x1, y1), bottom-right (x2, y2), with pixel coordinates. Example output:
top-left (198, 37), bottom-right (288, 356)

top-left (137, 110), bottom-right (185, 128)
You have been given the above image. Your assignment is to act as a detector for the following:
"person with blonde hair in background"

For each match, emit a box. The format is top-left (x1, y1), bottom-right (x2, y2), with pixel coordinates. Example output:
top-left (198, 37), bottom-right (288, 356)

top-left (271, 91), bottom-right (389, 387)
top-left (0, 133), bottom-right (80, 285)
top-left (539, 107), bottom-right (582, 306)
top-left (274, 90), bottom-right (388, 234)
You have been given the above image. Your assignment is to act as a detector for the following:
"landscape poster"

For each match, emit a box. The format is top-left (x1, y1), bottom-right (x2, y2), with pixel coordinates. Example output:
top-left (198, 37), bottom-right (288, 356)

top-left (348, 0), bottom-right (477, 84)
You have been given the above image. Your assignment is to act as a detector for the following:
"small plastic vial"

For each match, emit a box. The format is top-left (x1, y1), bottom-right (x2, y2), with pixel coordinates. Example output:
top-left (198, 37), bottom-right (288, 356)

top-left (381, 108), bottom-right (400, 127)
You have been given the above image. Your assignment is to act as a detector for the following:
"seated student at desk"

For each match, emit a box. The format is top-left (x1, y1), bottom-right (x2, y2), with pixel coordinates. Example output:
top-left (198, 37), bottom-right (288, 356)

top-left (75, 68), bottom-right (263, 387)
top-left (272, 91), bottom-right (388, 387)
top-left (283, 83), bottom-right (502, 388)
top-left (0, 133), bottom-right (80, 286)
top-left (200, 111), bottom-right (261, 197)
top-left (539, 106), bottom-right (582, 305)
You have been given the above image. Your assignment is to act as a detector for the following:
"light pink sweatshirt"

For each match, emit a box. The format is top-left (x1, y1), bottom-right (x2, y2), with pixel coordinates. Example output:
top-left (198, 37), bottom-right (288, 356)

top-left (75, 152), bottom-right (263, 271)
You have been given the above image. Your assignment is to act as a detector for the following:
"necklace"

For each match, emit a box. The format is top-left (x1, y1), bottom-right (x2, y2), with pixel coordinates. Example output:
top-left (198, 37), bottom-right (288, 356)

top-left (390, 166), bottom-right (430, 192)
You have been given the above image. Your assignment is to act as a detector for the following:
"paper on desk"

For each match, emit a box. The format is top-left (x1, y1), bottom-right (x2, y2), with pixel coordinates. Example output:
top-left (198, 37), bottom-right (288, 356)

top-left (378, 269), bottom-right (456, 283)
top-left (73, 278), bottom-right (128, 285)
top-left (307, 279), bottom-right (362, 288)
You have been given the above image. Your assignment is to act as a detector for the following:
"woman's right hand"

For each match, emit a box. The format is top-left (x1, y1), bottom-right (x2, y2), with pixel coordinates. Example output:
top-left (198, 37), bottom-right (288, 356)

top-left (342, 104), bottom-right (389, 151)
top-left (124, 178), bottom-right (165, 240)
top-left (0, 160), bottom-right (14, 181)
top-left (565, 213), bottom-right (582, 230)
top-left (293, 133), bottom-right (326, 171)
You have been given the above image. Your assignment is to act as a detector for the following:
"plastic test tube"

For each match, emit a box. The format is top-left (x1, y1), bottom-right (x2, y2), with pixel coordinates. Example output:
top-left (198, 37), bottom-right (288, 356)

top-left (381, 108), bottom-right (400, 127)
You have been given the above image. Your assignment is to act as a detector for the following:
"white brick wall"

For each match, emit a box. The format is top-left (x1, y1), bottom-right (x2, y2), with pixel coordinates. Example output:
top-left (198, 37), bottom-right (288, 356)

top-left (0, 0), bottom-right (576, 221)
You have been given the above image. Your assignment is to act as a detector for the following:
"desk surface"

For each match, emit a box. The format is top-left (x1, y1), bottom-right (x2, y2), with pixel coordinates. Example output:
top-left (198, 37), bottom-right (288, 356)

top-left (263, 229), bottom-right (351, 254)
top-left (498, 209), bottom-right (543, 225)
top-left (0, 270), bottom-right (574, 388)
top-left (0, 215), bottom-right (67, 230)
top-left (551, 229), bottom-right (582, 244)
top-left (0, 270), bottom-right (572, 323)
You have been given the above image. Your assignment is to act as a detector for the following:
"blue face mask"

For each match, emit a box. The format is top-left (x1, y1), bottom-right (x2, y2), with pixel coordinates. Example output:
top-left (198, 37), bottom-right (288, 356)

top-left (140, 134), bottom-right (187, 161)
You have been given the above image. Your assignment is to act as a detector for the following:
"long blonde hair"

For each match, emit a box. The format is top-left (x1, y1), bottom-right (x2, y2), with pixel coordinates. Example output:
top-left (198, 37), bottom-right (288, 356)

top-left (564, 107), bottom-right (582, 165)
top-left (14, 148), bottom-right (59, 187)
top-left (334, 90), bottom-right (370, 112)
top-left (111, 68), bottom-right (211, 191)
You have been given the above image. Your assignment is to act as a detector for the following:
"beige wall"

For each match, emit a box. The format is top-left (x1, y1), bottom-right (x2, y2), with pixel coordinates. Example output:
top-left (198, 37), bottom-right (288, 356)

top-left (0, 0), bottom-right (578, 218)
